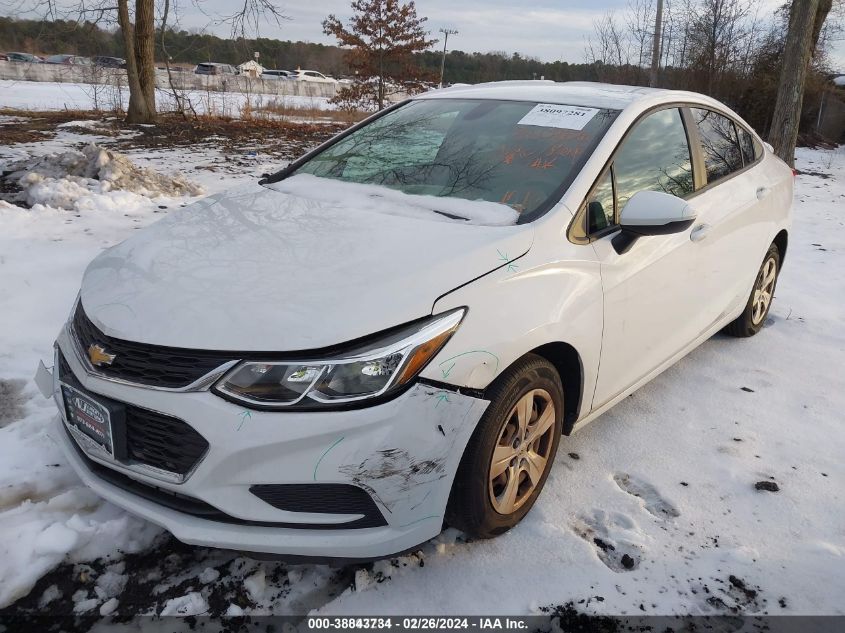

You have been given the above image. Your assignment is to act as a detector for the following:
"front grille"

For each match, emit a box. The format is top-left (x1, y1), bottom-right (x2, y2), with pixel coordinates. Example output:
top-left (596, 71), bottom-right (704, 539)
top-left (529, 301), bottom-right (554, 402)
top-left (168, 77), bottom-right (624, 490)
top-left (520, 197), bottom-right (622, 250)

top-left (250, 484), bottom-right (387, 528)
top-left (57, 349), bottom-right (209, 476)
top-left (71, 303), bottom-right (234, 389)
top-left (125, 407), bottom-right (209, 475)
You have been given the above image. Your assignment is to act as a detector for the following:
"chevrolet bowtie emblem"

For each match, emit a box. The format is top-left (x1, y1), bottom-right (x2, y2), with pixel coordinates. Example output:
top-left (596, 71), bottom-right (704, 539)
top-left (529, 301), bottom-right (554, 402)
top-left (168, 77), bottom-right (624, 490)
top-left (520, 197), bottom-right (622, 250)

top-left (88, 343), bottom-right (116, 367)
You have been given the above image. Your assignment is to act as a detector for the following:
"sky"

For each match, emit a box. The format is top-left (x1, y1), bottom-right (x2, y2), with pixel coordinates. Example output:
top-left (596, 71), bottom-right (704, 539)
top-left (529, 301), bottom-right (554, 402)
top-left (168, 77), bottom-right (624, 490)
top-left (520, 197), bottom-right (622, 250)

top-left (4, 0), bottom-right (845, 70)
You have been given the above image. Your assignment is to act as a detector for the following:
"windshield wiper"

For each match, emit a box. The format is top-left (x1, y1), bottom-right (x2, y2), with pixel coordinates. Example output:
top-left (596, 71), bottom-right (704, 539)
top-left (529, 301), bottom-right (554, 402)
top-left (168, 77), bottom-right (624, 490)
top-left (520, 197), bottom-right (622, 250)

top-left (430, 209), bottom-right (470, 221)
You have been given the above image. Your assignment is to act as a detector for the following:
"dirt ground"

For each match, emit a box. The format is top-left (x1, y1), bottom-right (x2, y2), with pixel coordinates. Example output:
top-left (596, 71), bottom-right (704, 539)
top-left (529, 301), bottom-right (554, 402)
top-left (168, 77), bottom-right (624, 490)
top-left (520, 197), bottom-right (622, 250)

top-left (0, 109), bottom-right (346, 157)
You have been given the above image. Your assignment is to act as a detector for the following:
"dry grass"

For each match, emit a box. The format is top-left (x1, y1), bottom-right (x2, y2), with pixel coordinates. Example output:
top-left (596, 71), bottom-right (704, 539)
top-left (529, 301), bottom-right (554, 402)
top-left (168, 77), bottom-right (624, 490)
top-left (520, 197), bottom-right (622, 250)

top-left (249, 101), bottom-right (369, 125)
top-left (0, 108), bottom-right (349, 160)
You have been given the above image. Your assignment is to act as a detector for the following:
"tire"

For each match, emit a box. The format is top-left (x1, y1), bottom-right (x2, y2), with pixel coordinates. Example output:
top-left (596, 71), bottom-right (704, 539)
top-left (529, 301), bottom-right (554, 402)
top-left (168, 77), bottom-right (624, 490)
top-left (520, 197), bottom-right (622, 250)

top-left (446, 354), bottom-right (563, 539)
top-left (724, 244), bottom-right (781, 338)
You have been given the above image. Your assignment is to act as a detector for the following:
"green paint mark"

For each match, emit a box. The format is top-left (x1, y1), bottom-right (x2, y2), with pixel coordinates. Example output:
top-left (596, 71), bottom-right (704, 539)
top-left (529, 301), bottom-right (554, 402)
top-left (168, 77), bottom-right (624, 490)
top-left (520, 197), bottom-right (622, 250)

top-left (236, 410), bottom-right (251, 431)
top-left (438, 350), bottom-right (501, 376)
top-left (313, 436), bottom-right (344, 481)
top-left (435, 392), bottom-right (450, 407)
top-left (497, 249), bottom-right (519, 273)
top-left (441, 361), bottom-right (456, 379)
top-left (398, 514), bottom-right (441, 528)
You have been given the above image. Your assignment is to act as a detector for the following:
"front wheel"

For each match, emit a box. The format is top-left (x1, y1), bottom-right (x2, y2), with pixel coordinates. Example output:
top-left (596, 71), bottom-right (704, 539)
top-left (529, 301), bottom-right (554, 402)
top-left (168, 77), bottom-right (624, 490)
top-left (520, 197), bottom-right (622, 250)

top-left (724, 244), bottom-right (781, 337)
top-left (446, 354), bottom-right (563, 539)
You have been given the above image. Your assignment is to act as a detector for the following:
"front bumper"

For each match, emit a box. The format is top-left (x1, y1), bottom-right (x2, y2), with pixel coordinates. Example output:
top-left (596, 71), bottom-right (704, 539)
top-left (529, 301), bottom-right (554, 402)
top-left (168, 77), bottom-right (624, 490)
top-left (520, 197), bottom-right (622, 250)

top-left (48, 325), bottom-right (489, 560)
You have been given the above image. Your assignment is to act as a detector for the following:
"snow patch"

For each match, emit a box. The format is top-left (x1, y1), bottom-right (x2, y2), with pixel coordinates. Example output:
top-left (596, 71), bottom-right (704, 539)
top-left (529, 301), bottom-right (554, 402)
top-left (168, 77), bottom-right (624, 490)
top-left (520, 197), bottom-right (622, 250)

top-left (99, 597), bottom-right (119, 616)
top-left (198, 567), bottom-right (220, 584)
top-left (243, 568), bottom-right (266, 602)
top-left (160, 591), bottom-right (208, 616)
top-left (3, 144), bottom-right (202, 209)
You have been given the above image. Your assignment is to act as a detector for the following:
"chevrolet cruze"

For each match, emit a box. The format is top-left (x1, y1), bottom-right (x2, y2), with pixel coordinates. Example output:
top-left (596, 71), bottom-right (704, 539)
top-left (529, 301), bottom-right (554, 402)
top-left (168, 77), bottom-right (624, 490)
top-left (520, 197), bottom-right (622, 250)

top-left (36, 81), bottom-right (793, 560)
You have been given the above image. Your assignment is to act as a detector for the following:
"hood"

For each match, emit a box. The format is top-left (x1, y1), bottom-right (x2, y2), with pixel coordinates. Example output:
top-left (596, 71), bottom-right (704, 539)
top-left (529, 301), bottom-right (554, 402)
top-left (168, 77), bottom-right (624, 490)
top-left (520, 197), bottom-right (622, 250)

top-left (80, 181), bottom-right (533, 351)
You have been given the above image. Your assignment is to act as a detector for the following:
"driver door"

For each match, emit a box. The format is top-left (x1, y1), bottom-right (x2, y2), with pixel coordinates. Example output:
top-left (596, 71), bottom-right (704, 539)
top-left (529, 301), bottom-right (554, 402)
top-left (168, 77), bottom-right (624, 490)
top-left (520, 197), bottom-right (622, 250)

top-left (587, 107), bottom-right (710, 409)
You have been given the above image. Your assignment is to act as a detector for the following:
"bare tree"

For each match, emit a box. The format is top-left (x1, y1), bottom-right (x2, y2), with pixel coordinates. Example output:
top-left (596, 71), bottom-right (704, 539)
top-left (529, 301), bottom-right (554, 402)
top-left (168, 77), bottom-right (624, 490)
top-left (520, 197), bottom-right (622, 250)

top-left (585, 11), bottom-right (632, 82)
top-left (769, 0), bottom-right (833, 166)
top-left (687, 0), bottom-right (755, 94)
top-left (32, 0), bottom-right (285, 124)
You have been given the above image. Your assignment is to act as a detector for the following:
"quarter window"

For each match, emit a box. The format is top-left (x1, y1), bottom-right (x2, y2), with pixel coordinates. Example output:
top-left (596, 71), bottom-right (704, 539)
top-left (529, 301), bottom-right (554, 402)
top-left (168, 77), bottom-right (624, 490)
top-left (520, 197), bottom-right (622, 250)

top-left (736, 124), bottom-right (763, 166)
top-left (613, 108), bottom-right (694, 214)
top-left (586, 169), bottom-right (614, 234)
top-left (692, 108), bottom-right (743, 182)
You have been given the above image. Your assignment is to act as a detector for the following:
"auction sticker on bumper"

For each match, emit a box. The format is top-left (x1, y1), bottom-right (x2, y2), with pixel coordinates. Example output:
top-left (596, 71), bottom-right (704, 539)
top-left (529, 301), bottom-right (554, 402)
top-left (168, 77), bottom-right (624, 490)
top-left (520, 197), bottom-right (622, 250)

top-left (61, 383), bottom-right (114, 456)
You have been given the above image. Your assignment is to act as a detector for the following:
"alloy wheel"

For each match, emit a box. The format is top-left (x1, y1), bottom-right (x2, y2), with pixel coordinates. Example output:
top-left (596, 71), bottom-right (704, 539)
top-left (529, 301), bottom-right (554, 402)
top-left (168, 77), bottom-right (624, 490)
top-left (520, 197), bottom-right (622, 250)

top-left (488, 389), bottom-right (556, 514)
top-left (751, 256), bottom-right (777, 325)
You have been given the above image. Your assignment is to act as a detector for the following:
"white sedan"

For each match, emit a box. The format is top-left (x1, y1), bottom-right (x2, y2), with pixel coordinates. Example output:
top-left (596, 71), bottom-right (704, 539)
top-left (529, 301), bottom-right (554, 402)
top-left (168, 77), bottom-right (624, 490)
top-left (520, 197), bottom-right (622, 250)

top-left (37, 81), bottom-right (793, 561)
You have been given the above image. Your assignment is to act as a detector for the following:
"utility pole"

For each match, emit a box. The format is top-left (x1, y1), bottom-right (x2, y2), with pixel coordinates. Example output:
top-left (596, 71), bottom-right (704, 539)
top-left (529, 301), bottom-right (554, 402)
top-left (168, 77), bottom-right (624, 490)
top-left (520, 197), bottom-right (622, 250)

top-left (649, 0), bottom-right (664, 87)
top-left (439, 28), bottom-right (458, 88)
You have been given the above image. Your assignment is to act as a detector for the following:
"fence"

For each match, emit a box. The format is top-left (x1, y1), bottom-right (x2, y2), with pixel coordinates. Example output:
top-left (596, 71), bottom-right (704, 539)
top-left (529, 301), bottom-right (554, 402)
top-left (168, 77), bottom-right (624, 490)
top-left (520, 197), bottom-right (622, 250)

top-left (817, 91), bottom-right (845, 143)
top-left (0, 60), bottom-right (341, 99)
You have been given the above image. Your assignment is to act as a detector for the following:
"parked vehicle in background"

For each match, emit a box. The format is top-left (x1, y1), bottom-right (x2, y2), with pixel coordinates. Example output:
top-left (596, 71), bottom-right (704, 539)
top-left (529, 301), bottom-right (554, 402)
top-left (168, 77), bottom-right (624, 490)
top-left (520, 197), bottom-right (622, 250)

top-left (4, 52), bottom-right (43, 63)
top-left (290, 69), bottom-right (337, 83)
top-left (38, 81), bottom-right (793, 561)
top-left (45, 54), bottom-right (92, 66)
top-left (93, 56), bottom-right (126, 69)
top-left (194, 62), bottom-right (238, 76)
top-left (262, 69), bottom-right (293, 79)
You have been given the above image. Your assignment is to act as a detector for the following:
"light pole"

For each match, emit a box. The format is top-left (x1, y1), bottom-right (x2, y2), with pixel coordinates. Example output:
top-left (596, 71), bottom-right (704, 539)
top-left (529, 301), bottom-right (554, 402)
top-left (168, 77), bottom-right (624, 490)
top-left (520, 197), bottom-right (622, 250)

top-left (649, 0), bottom-right (664, 87)
top-left (439, 28), bottom-right (458, 88)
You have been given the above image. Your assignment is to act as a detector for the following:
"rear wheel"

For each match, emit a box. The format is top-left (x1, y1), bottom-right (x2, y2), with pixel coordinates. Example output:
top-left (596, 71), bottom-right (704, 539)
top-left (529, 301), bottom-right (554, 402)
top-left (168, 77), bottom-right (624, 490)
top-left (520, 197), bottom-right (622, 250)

top-left (724, 244), bottom-right (780, 337)
top-left (446, 354), bottom-right (563, 538)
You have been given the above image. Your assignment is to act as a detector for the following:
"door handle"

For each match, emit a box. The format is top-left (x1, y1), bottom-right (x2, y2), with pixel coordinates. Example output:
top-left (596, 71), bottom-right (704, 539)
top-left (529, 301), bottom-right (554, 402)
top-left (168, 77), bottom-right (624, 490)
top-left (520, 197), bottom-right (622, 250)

top-left (690, 223), bottom-right (712, 243)
top-left (756, 186), bottom-right (771, 200)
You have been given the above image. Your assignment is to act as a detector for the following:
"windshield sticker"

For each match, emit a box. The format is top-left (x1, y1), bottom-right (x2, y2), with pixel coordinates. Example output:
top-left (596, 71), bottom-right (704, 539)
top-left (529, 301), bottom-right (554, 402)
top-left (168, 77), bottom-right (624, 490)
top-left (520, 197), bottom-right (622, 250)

top-left (517, 104), bottom-right (599, 130)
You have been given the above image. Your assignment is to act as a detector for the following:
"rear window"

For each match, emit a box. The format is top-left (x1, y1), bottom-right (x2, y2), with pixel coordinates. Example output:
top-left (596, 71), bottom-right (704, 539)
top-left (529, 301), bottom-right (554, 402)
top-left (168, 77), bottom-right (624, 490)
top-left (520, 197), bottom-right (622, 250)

top-left (278, 99), bottom-right (618, 223)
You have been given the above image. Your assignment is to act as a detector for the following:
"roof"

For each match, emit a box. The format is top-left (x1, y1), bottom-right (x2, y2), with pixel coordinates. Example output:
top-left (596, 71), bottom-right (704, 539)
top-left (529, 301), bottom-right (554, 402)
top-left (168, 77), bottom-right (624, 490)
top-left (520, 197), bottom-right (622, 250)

top-left (416, 81), bottom-right (696, 111)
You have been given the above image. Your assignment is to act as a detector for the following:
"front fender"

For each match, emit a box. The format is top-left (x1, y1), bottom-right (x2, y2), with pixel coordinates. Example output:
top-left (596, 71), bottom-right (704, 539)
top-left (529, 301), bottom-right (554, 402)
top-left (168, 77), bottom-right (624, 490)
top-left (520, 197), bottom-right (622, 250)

top-left (420, 248), bottom-right (603, 421)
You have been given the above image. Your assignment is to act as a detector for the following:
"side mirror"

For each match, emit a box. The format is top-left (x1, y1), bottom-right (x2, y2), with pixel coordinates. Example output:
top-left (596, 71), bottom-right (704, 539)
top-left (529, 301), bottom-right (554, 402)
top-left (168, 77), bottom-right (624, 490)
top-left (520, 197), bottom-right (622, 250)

top-left (612, 190), bottom-right (696, 255)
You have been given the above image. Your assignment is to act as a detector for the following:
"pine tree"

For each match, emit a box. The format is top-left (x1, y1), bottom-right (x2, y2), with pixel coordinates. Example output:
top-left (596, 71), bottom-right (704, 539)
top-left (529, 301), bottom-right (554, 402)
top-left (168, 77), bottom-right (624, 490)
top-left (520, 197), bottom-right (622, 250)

top-left (323, 0), bottom-right (436, 110)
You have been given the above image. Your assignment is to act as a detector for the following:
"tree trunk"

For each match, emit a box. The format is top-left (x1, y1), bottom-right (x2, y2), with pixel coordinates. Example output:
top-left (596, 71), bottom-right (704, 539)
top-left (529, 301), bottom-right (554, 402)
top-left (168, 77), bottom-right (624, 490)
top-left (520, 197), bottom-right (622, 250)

top-left (135, 0), bottom-right (157, 122)
top-left (811, 0), bottom-right (833, 56)
top-left (117, 0), bottom-right (152, 123)
top-left (769, 0), bottom-right (821, 167)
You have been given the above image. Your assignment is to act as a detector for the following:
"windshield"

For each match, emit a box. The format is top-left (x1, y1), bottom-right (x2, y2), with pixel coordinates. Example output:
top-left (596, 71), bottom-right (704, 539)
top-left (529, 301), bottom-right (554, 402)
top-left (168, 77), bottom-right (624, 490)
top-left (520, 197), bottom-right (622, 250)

top-left (280, 98), bottom-right (618, 223)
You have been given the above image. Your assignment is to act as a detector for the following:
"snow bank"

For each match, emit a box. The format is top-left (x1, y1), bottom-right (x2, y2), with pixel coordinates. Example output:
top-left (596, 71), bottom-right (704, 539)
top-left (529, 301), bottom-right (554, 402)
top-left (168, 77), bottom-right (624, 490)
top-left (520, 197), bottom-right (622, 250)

top-left (266, 173), bottom-right (520, 226)
top-left (0, 409), bottom-right (161, 607)
top-left (3, 144), bottom-right (202, 209)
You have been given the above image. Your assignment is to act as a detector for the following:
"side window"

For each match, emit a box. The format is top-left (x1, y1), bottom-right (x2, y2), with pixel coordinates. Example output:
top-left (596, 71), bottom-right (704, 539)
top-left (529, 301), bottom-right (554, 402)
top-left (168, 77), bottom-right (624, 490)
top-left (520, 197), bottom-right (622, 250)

top-left (614, 108), bottom-right (694, 214)
top-left (586, 169), bottom-right (615, 234)
top-left (692, 108), bottom-right (743, 182)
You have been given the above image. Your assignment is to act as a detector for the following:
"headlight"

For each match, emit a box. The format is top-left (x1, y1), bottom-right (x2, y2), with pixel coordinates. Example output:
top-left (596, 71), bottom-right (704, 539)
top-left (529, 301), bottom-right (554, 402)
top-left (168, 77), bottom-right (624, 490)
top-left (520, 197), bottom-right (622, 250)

top-left (212, 308), bottom-right (465, 409)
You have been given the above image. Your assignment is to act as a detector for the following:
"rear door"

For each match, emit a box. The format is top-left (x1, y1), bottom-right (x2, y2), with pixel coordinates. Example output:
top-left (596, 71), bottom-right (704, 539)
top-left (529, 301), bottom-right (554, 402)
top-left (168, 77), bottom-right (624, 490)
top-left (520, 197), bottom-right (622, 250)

top-left (684, 108), bottom-right (773, 324)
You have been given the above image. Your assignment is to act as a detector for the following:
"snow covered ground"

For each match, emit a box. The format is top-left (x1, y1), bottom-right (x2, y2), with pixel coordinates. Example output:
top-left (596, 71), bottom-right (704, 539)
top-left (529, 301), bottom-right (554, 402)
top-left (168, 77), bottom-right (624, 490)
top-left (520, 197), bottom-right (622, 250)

top-left (0, 116), bottom-right (843, 618)
top-left (0, 79), bottom-right (333, 117)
